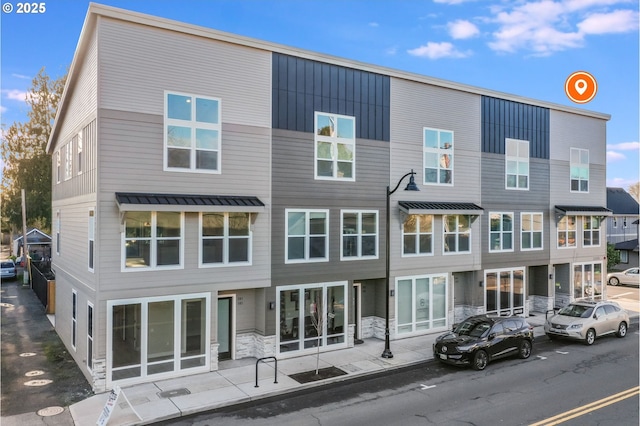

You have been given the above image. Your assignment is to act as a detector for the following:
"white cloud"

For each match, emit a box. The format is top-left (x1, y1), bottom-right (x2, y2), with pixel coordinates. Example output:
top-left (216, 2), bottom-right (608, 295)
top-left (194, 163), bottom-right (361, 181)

top-left (578, 9), bottom-right (639, 34)
top-left (0, 106), bottom-right (6, 114)
top-left (407, 42), bottom-right (471, 59)
top-left (448, 19), bottom-right (480, 39)
top-left (607, 150), bottom-right (626, 161)
top-left (11, 73), bottom-right (31, 80)
top-left (2, 89), bottom-right (27, 102)
top-left (385, 46), bottom-right (398, 55)
top-left (607, 176), bottom-right (639, 188)
top-left (608, 141), bottom-right (640, 151)
top-left (369, 22), bottom-right (379, 28)
top-left (433, 0), bottom-right (477, 4)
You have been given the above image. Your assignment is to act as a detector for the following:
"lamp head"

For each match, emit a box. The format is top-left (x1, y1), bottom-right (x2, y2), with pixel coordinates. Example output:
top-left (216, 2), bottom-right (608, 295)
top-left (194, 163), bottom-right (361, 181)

top-left (404, 169), bottom-right (420, 191)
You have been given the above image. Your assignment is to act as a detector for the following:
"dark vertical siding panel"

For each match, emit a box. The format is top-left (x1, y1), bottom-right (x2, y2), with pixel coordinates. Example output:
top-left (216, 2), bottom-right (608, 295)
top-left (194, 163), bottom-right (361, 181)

top-left (296, 92), bottom-right (306, 130)
top-left (321, 64), bottom-right (331, 99)
top-left (278, 89), bottom-right (288, 129)
top-left (305, 93), bottom-right (314, 133)
top-left (329, 65), bottom-right (338, 100)
top-left (305, 61), bottom-right (314, 95)
top-left (287, 91), bottom-right (297, 129)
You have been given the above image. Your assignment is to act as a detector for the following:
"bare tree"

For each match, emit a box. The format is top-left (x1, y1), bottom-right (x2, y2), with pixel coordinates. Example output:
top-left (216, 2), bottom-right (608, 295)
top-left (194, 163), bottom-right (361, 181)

top-left (628, 182), bottom-right (640, 203)
top-left (309, 294), bottom-right (323, 374)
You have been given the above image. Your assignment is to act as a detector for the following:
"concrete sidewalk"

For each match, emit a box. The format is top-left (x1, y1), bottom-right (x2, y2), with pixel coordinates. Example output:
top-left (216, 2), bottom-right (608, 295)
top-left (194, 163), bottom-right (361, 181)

top-left (68, 315), bottom-right (553, 426)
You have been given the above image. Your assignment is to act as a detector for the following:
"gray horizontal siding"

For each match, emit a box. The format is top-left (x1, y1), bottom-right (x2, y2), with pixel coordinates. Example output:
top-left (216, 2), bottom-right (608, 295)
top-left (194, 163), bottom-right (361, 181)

top-left (273, 53), bottom-right (390, 141)
top-left (549, 109), bottom-right (607, 165)
top-left (481, 154), bottom-right (550, 207)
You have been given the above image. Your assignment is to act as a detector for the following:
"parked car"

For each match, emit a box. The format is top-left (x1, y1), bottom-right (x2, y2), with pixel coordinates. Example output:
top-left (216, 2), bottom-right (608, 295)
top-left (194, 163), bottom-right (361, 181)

top-left (544, 300), bottom-right (629, 345)
top-left (607, 268), bottom-right (640, 287)
top-left (433, 315), bottom-right (534, 371)
top-left (1, 260), bottom-right (17, 280)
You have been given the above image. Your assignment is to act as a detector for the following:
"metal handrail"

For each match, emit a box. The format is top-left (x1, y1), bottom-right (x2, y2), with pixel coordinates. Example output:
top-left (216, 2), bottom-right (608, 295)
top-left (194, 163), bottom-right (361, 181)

top-left (255, 356), bottom-right (278, 388)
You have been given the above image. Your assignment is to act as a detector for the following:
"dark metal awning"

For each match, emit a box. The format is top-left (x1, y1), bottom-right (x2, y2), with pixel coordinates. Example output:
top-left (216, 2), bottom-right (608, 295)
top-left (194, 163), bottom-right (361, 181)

top-left (555, 205), bottom-right (612, 217)
top-left (115, 192), bottom-right (265, 213)
top-left (398, 201), bottom-right (484, 216)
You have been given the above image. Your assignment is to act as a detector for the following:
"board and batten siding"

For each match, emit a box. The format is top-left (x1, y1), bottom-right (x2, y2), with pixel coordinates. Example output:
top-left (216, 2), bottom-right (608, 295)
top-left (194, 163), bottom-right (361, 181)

top-left (97, 17), bottom-right (271, 128)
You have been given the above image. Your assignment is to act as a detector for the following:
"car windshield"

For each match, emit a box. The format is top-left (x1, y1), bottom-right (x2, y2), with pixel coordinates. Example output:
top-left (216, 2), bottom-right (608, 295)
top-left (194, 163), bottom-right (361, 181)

top-left (1, 262), bottom-right (14, 268)
top-left (558, 304), bottom-right (594, 318)
top-left (455, 320), bottom-right (491, 338)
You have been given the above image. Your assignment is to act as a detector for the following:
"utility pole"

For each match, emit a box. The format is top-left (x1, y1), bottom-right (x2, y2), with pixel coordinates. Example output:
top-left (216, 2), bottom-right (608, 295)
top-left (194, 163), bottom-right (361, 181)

top-left (21, 189), bottom-right (29, 286)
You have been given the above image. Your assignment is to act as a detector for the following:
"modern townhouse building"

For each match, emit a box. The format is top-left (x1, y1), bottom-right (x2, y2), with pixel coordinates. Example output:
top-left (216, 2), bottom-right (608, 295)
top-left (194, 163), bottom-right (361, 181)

top-left (47, 4), bottom-right (611, 392)
top-left (607, 187), bottom-right (639, 268)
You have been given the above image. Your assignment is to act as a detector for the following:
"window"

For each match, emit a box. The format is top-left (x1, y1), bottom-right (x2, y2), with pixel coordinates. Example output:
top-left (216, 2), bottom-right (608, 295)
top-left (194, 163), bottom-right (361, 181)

top-left (56, 151), bottom-right (61, 184)
top-left (286, 210), bottom-right (329, 263)
top-left (341, 211), bottom-right (378, 260)
top-left (396, 275), bottom-right (448, 335)
top-left (87, 303), bottom-right (94, 371)
top-left (72, 290), bottom-right (77, 350)
top-left (570, 148), bottom-right (589, 192)
top-left (123, 211), bottom-right (183, 270)
top-left (403, 214), bottom-right (433, 256)
top-left (613, 217), bottom-right (618, 228)
top-left (506, 138), bottom-right (529, 190)
top-left (64, 142), bottom-right (73, 180)
top-left (620, 250), bottom-right (628, 263)
top-left (485, 268), bottom-right (525, 316)
top-left (200, 212), bottom-right (251, 266)
top-left (56, 211), bottom-right (61, 255)
top-left (489, 212), bottom-right (513, 252)
top-left (583, 216), bottom-right (601, 247)
top-left (423, 128), bottom-right (453, 185)
top-left (521, 213), bottom-right (543, 250)
top-left (88, 209), bottom-right (95, 271)
top-left (443, 215), bottom-right (471, 254)
top-left (315, 112), bottom-right (355, 180)
top-left (77, 131), bottom-right (83, 175)
top-left (165, 92), bottom-right (221, 172)
top-left (623, 217), bottom-right (628, 228)
top-left (558, 216), bottom-right (577, 248)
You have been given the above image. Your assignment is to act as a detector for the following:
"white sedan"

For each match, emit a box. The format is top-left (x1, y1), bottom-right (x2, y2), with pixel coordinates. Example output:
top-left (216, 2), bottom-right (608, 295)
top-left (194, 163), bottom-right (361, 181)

top-left (607, 268), bottom-right (640, 286)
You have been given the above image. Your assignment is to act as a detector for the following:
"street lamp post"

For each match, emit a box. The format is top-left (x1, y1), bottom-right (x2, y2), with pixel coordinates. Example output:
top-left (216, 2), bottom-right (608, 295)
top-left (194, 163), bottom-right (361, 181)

top-left (382, 169), bottom-right (419, 358)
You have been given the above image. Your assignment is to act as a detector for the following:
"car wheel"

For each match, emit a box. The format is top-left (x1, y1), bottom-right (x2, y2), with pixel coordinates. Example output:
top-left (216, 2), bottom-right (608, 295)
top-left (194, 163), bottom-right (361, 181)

top-left (608, 277), bottom-right (620, 286)
top-left (518, 340), bottom-right (532, 359)
top-left (585, 328), bottom-right (596, 345)
top-left (472, 350), bottom-right (489, 371)
top-left (616, 322), bottom-right (627, 338)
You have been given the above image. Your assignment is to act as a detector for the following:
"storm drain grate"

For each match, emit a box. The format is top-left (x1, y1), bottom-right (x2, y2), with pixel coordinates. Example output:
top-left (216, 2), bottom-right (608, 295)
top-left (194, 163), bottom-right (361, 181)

top-left (158, 388), bottom-right (191, 398)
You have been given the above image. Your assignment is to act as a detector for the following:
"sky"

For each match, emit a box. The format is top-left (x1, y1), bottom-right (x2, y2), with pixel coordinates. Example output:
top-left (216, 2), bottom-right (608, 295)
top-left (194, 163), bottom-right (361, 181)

top-left (1, 0), bottom-right (638, 190)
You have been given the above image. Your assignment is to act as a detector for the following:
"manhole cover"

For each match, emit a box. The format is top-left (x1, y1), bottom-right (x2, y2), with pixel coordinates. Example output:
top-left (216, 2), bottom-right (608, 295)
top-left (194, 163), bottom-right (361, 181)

top-left (19, 352), bottom-right (36, 357)
top-left (158, 388), bottom-right (191, 398)
top-left (26, 370), bottom-right (45, 377)
top-left (37, 406), bottom-right (64, 417)
top-left (25, 379), bottom-right (53, 387)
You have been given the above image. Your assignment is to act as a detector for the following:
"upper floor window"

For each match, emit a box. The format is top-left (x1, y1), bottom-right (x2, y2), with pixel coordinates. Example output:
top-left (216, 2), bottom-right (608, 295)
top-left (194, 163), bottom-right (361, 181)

top-left (315, 112), bottom-right (355, 180)
top-left (403, 214), bottom-right (433, 256)
top-left (341, 210), bottom-right (378, 260)
top-left (286, 209), bottom-right (328, 263)
top-left (557, 215), bottom-right (577, 248)
top-left (583, 216), bottom-right (601, 247)
top-left (64, 141), bottom-right (73, 180)
top-left (521, 213), bottom-right (543, 250)
top-left (56, 211), bottom-right (61, 255)
top-left (88, 209), bottom-right (95, 272)
top-left (506, 138), bottom-right (529, 190)
top-left (165, 92), bottom-right (221, 173)
top-left (570, 148), bottom-right (589, 192)
top-left (123, 211), bottom-right (183, 270)
top-left (443, 215), bottom-right (471, 254)
top-left (489, 212), bottom-right (513, 252)
top-left (424, 128), bottom-right (453, 185)
top-left (77, 131), bottom-right (83, 175)
top-left (56, 151), bottom-right (61, 184)
top-left (200, 212), bottom-right (251, 266)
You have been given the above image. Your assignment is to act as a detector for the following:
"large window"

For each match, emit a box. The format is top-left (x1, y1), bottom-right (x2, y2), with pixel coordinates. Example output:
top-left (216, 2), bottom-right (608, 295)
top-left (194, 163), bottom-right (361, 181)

top-left (570, 148), bottom-right (589, 192)
top-left (165, 92), bottom-right (221, 172)
top-left (443, 215), bottom-right (471, 254)
top-left (485, 268), bottom-right (525, 316)
top-left (315, 112), bottom-right (355, 180)
top-left (286, 210), bottom-right (328, 263)
top-left (573, 263), bottom-right (603, 299)
top-left (88, 209), bottom-right (95, 271)
top-left (72, 290), bottom-right (77, 350)
top-left (341, 210), bottom-right (378, 260)
top-left (521, 213), bottom-right (543, 250)
top-left (403, 214), bottom-right (433, 256)
top-left (396, 275), bottom-right (448, 335)
top-left (77, 131), bottom-right (83, 175)
top-left (65, 141), bottom-right (73, 180)
top-left (506, 138), bottom-right (529, 190)
top-left (489, 212), bottom-right (513, 252)
top-left (558, 216), bottom-right (577, 248)
top-left (423, 128), bottom-right (453, 185)
top-left (87, 303), bottom-right (94, 371)
top-left (200, 212), bottom-right (251, 266)
top-left (277, 282), bottom-right (347, 354)
top-left (123, 211), bottom-right (183, 270)
top-left (108, 294), bottom-right (210, 384)
top-left (583, 216), bottom-right (601, 247)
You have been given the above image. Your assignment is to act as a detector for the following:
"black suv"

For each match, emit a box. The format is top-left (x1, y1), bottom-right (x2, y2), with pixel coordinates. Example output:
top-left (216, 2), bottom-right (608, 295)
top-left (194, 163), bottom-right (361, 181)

top-left (433, 315), bottom-right (534, 370)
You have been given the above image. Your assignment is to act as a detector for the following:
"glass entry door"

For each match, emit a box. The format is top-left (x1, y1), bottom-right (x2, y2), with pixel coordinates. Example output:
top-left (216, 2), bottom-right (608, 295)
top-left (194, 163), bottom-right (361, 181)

top-left (485, 268), bottom-right (525, 316)
top-left (217, 297), bottom-right (232, 360)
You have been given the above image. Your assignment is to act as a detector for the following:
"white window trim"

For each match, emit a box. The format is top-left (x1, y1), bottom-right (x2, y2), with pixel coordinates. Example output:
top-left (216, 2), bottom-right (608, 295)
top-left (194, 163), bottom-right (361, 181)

top-left (314, 112), bottom-right (356, 181)
top-left (56, 210), bottom-right (61, 255)
top-left (570, 147), bottom-right (589, 193)
top-left (489, 212), bottom-right (514, 253)
top-left (395, 274), bottom-right (449, 337)
top-left (56, 151), bottom-right (61, 184)
top-left (87, 302), bottom-right (94, 372)
top-left (121, 211), bottom-right (185, 272)
top-left (423, 127), bottom-right (454, 186)
top-left (401, 214), bottom-right (434, 257)
top-left (340, 210), bottom-right (379, 261)
top-left (582, 216), bottom-right (601, 248)
top-left (285, 209), bottom-right (329, 264)
top-left (71, 290), bottom-right (77, 351)
top-left (88, 208), bottom-right (95, 272)
top-left (77, 130), bottom-right (83, 175)
top-left (484, 267), bottom-right (527, 316)
top-left (443, 215), bottom-right (472, 255)
top-left (557, 215), bottom-right (577, 249)
top-left (64, 141), bottom-right (73, 181)
top-left (164, 91), bottom-right (222, 174)
top-left (505, 138), bottom-right (529, 191)
top-left (199, 212), bottom-right (253, 268)
top-left (520, 212), bottom-right (544, 251)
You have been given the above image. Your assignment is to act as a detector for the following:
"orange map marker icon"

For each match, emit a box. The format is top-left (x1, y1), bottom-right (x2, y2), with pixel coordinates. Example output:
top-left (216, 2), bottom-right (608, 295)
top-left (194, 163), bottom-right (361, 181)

top-left (565, 71), bottom-right (597, 104)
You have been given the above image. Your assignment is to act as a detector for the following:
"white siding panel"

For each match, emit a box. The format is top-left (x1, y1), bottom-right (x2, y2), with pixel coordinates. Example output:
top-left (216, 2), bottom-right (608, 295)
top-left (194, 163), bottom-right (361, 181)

top-left (97, 17), bottom-right (271, 128)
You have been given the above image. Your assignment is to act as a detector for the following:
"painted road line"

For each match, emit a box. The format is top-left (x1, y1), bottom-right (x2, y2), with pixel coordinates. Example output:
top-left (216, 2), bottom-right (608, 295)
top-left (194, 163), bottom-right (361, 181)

top-left (609, 292), bottom-right (633, 298)
top-left (529, 386), bottom-right (640, 426)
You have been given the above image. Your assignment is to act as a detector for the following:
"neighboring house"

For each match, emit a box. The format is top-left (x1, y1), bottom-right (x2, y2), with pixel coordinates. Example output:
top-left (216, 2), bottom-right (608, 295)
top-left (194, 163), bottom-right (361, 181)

top-left (47, 4), bottom-right (611, 392)
top-left (606, 187), bottom-right (639, 270)
top-left (12, 228), bottom-right (52, 259)
top-left (613, 238), bottom-right (639, 269)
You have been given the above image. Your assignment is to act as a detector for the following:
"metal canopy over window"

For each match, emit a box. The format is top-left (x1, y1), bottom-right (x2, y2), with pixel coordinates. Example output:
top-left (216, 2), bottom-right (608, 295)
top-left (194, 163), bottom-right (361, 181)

top-left (115, 192), bottom-right (265, 213)
top-left (398, 201), bottom-right (484, 216)
top-left (554, 205), bottom-right (612, 222)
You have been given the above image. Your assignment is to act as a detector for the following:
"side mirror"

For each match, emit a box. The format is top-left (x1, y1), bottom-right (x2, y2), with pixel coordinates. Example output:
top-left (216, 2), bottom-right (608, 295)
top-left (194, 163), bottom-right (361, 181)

top-left (593, 314), bottom-right (598, 320)
top-left (488, 333), bottom-right (496, 340)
